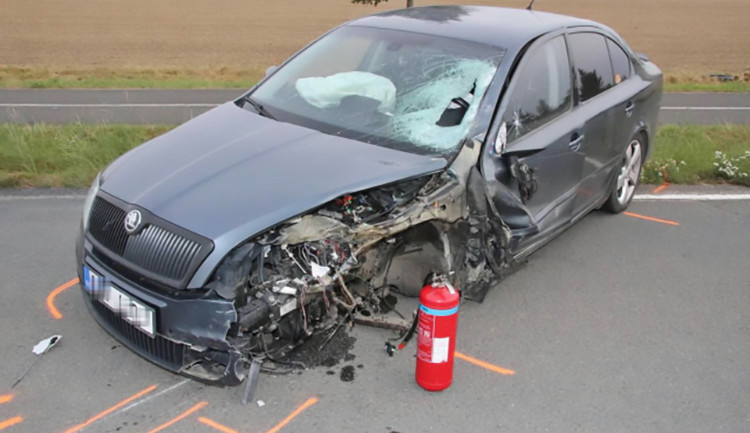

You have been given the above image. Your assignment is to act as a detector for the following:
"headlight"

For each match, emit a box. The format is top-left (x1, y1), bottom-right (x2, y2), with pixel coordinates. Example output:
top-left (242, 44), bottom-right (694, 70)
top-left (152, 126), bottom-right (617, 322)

top-left (82, 172), bottom-right (101, 231)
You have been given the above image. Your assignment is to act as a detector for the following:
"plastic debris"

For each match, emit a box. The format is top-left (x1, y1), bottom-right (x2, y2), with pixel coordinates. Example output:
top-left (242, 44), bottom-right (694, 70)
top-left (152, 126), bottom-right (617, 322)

top-left (12, 335), bottom-right (62, 388)
top-left (257, 400), bottom-right (266, 407)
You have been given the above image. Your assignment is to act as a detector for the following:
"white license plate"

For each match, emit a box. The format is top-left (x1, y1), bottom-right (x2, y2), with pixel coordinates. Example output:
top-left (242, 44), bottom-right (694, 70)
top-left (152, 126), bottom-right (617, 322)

top-left (84, 266), bottom-right (156, 337)
top-left (102, 284), bottom-right (156, 337)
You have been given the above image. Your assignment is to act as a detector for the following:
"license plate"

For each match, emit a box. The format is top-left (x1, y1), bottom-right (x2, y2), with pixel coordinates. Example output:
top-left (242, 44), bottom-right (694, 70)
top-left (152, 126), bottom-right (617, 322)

top-left (83, 265), bottom-right (156, 337)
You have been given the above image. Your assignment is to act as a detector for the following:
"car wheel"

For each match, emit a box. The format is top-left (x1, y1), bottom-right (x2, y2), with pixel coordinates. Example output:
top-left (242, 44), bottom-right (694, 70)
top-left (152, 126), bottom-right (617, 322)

top-left (602, 135), bottom-right (644, 213)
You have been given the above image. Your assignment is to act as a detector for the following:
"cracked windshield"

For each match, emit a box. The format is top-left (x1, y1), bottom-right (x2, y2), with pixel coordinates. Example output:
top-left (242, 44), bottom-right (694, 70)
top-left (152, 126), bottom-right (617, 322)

top-left (249, 26), bottom-right (504, 155)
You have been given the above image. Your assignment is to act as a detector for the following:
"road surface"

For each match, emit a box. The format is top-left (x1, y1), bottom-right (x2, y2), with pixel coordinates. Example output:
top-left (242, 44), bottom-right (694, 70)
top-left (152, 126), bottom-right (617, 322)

top-left (1, 187), bottom-right (748, 433)
top-left (1, 89), bottom-right (748, 125)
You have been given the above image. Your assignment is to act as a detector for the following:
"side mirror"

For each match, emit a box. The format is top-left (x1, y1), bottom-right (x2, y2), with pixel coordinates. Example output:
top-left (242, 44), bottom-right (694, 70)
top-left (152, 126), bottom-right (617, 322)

top-left (265, 65), bottom-right (278, 78)
top-left (635, 52), bottom-right (650, 63)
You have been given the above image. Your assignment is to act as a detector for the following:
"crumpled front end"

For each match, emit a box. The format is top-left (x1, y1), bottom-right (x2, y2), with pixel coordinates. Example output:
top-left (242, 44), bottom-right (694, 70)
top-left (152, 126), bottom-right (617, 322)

top-left (77, 142), bottom-right (513, 386)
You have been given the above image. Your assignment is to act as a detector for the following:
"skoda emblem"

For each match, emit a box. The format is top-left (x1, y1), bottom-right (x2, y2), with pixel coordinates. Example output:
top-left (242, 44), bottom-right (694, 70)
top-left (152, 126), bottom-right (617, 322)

top-left (124, 210), bottom-right (142, 234)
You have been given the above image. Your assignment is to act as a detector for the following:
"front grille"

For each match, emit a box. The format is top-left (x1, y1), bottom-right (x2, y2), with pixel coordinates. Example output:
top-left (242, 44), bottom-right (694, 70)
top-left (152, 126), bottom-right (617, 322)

top-left (89, 197), bottom-right (128, 255)
top-left (88, 195), bottom-right (211, 288)
top-left (92, 301), bottom-right (185, 370)
top-left (123, 224), bottom-right (203, 281)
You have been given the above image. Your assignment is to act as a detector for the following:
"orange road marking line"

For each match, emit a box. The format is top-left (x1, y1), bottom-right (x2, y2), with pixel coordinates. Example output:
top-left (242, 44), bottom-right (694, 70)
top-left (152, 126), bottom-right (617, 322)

top-left (144, 401), bottom-right (208, 433)
top-left (0, 416), bottom-right (23, 430)
top-left (197, 417), bottom-right (242, 433)
top-left (651, 182), bottom-right (669, 194)
top-left (623, 211), bottom-right (680, 226)
top-left (0, 395), bottom-right (12, 404)
top-left (454, 351), bottom-right (515, 376)
top-left (47, 278), bottom-right (79, 319)
top-left (61, 384), bottom-right (157, 433)
top-left (264, 397), bottom-right (319, 433)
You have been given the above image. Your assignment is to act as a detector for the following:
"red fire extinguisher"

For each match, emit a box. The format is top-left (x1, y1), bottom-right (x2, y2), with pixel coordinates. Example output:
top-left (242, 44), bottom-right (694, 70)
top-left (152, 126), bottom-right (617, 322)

top-left (416, 276), bottom-right (459, 391)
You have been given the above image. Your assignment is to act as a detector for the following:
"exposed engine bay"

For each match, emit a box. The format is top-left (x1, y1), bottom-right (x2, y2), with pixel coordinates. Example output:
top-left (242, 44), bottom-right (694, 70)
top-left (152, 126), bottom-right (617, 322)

top-left (197, 141), bottom-right (514, 385)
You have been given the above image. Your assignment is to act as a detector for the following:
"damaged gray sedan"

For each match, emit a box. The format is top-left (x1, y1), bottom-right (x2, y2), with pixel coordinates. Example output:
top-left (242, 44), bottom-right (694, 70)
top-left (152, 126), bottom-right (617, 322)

top-left (75, 5), bottom-right (662, 385)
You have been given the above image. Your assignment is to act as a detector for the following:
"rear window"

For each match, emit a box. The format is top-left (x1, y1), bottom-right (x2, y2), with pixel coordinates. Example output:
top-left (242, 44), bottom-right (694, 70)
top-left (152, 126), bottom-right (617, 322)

top-left (567, 32), bottom-right (615, 102)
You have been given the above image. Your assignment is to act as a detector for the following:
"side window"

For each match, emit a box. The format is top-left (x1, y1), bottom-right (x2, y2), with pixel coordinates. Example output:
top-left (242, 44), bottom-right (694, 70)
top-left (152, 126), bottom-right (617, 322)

top-left (607, 38), bottom-right (632, 85)
top-left (503, 36), bottom-right (572, 143)
top-left (568, 33), bottom-right (615, 102)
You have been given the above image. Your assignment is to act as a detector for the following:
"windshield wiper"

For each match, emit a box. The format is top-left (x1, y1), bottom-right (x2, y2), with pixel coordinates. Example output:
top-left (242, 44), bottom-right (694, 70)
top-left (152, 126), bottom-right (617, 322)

top-left (242, 96), bottom-right (276, 120)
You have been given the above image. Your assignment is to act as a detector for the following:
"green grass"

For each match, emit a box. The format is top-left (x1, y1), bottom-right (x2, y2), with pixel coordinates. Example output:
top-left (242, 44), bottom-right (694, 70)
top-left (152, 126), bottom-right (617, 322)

top-left (1, 124), bottom-right (749, 189)
top-left (2, 67), bottom-right (749, 92)
top-left (0, 124), bottom-right (172, 188)
top-left (643, 125), bottom-right (750, 186)
top-left (0, 67), bottom-right (261, 89)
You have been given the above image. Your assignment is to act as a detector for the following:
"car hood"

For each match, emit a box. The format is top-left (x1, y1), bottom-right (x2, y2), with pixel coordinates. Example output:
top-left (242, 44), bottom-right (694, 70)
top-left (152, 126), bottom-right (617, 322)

top-left (101, 102), bottom-right (447, 244)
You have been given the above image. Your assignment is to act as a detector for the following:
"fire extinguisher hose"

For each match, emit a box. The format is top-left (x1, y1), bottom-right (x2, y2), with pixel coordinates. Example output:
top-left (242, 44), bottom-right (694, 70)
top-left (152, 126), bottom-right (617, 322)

top-left (385, 310), bottom-right (419, 356)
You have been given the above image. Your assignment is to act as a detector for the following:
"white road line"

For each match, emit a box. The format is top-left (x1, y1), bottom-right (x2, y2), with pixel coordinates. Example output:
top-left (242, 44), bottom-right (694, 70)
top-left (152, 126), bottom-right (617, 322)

top-left (0, 195), bottom-right (85, 200)
top-left (633, 194), bottom-right (750, 201)
top-left (661, 106), bottom-right (750, 111)
top-left (118, 379), bottom-right (190, 414)
top-left (0, 103), bottom-right (220, 108)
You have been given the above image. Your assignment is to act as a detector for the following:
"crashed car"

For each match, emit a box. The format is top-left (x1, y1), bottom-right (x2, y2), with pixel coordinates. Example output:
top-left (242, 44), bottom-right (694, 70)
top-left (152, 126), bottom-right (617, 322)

top-left (75, 5), bottom-right (662, 385)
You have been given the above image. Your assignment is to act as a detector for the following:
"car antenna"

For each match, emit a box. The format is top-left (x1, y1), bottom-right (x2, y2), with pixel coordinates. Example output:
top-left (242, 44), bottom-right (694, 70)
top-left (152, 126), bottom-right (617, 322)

top-left (526, 0), bottom-right (536, 10)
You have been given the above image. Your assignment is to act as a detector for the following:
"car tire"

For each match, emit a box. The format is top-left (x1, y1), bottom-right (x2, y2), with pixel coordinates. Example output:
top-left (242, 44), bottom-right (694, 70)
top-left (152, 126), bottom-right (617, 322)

top-left (602, 134), bottom-right (645, 213)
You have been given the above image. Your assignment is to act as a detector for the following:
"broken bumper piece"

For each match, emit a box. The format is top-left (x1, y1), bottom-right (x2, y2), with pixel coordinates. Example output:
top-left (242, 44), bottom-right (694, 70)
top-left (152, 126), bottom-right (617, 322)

top-left (78, 255), bottom-right (247, 387)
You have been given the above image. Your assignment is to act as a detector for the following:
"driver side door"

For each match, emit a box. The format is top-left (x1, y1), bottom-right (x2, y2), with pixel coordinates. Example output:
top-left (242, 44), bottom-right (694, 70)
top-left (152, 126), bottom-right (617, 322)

top-left (482, 33), bottom-right (586, 253)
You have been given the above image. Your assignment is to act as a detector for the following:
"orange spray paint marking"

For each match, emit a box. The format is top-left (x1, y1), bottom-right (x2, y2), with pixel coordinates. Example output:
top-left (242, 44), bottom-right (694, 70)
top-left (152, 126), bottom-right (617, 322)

top-left (144, 401), bottom-right (207, 433)
top-left (264, 397), bottom-right (319, 433)
top-left (651, 182), bottom-right (669, 194)
top-left (47, 278), bottom-right (79, 319)
top-left (454, 351), bottom-right (515, 376)
top-left (623, 211), bottom-right (680, 226)
top-left (0, 395), bottom-right (13, 405)
top-left (61, 384), bottom-right (157, 433)
top-left (197, 417), bottom-right (243, 433)
top-left (0, 416), bottom-right (23, 430)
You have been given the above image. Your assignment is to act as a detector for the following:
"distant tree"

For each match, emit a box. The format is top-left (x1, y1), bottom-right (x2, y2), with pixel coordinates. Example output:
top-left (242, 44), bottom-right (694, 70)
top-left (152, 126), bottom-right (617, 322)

top-left (351, 0), bottom-right (414, 8)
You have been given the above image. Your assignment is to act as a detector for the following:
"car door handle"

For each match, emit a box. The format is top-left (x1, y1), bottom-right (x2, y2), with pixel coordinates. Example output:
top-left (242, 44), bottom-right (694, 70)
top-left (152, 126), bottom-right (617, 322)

top-left (625, 101), bottom-right (635, 117)
top-left (569, 134), bottom-right (584, 151)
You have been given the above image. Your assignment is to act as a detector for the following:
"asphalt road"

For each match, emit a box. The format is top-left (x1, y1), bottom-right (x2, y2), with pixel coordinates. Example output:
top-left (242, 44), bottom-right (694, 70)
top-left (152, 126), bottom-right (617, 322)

top-left (1, 190), bottom-right (748, 433)
top-left (1, 89), bottom-right (748, 125)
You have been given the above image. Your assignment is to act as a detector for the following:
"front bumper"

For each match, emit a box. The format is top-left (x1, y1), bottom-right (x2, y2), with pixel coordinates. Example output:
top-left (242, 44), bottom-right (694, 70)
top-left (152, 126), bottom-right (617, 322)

top-left (76, 227), bottom-right (247, 386)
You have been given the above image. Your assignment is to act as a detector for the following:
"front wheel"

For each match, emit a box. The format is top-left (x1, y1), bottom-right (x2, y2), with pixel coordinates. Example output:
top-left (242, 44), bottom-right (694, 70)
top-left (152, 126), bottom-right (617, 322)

top-left (602, 136), bottom-right (643, 213)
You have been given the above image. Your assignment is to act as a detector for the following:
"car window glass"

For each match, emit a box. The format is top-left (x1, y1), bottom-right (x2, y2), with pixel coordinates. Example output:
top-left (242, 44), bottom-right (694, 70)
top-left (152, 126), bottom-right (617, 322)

top-left (503, 36), bottom-right (571, 143)
top-left (607, 38), bottom-right (631, 85)
top-left (250, 26), bottom-right (504, 156)
top-left (568, 33), bottom-right (615, 102)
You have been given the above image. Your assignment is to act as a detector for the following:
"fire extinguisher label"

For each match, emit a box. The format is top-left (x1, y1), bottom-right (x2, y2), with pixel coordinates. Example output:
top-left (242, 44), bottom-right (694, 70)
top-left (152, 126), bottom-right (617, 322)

top-left (431, 337), bottom-right (450, 363)
top-left (417, 311), bottom-right (434, 363)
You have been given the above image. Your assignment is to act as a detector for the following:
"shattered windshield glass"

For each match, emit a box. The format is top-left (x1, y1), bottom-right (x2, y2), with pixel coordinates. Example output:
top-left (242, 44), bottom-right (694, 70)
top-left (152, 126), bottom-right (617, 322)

top-left (248, 26), bottom-right (505, 156)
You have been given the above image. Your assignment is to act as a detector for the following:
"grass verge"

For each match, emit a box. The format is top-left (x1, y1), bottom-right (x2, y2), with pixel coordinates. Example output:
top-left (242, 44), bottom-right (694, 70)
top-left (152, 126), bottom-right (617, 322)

top-left (1, 67), bottom-right (748, 92)
top-left (0, 67), bottom-right (262, 89)
top-left (1, 124), bottom-right (748, 189)
top-left (643, 125), bottom-right (750, 187)
top-left (0, 124), bottom-right (172, 188)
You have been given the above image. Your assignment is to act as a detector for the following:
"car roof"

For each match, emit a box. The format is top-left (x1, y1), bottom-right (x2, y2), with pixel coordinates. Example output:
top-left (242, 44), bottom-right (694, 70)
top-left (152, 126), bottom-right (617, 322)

top-left (348, 5), bottom-right (598, 48)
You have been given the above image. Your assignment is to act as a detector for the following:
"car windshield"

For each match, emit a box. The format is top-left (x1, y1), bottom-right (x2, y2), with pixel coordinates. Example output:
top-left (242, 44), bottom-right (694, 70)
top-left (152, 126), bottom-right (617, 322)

top-left (248, 26), bottom-right (505, 156)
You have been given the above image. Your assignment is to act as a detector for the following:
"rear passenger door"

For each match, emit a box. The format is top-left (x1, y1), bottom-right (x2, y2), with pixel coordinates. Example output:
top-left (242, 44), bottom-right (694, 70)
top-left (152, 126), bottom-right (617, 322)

top-left (566, 32), bottom-right (619, 214)
top-left (605, 37), bottom-right (640, 166)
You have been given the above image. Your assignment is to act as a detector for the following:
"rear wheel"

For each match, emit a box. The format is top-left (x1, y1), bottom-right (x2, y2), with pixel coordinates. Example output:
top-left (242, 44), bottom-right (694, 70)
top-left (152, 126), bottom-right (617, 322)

top-left (602, 136), bottom-right (643, 213)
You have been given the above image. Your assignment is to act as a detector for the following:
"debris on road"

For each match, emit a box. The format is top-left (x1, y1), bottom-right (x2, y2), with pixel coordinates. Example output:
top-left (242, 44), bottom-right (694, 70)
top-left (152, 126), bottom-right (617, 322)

top-left (11, 335), bottom-right (61, 388)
